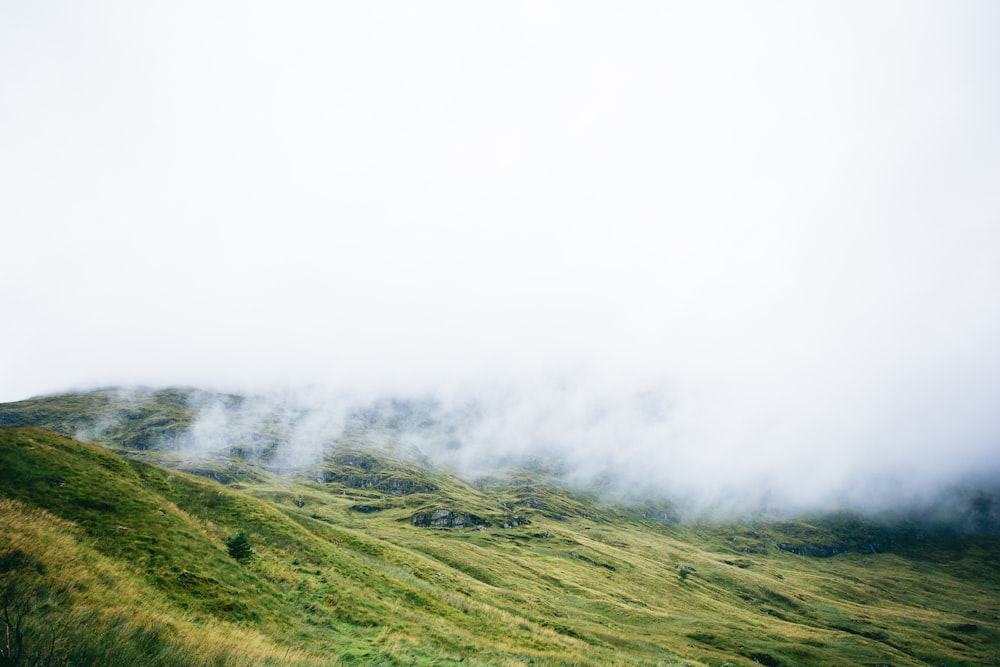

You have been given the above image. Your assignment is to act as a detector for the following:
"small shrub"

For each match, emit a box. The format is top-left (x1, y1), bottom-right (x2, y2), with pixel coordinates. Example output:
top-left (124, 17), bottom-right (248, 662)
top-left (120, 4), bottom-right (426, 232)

top-left (0, 578), bottom-right (61, 667)
top-left (225, 532), bottom-right (253, 563)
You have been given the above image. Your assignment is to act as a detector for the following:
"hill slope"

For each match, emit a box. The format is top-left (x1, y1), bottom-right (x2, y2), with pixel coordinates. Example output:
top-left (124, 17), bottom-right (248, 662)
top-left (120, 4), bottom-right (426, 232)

top-left (1, 391), bottom-right (999, 665)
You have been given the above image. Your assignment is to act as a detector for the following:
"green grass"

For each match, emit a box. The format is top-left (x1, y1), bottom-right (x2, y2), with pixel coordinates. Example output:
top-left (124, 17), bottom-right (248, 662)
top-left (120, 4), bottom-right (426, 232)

top-left (1, 400), bottom-right (999, 665)
top-left (0, 387), bottom-right (198, 450)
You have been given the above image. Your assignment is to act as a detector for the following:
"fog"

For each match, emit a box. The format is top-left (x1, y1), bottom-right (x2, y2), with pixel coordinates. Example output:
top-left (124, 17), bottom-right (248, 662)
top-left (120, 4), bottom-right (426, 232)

top-left (3, 2), bottom-right (1000, 515)
top-left (95, 376), bottom-right (996, 518)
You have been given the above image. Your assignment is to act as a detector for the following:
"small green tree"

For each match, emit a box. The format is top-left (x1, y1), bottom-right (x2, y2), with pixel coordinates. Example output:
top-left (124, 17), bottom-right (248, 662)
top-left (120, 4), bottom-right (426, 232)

top-left (225, 532), bottom-right (253, 563)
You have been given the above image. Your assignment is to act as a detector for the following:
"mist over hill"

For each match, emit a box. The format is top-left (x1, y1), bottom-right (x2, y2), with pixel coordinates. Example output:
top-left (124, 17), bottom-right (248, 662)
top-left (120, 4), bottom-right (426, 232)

top-left (2, 385), bottom-right (999, 665)
top-left (3, 384), bottom-right (998, 530)
top-left (3, 1), bottom-right (999, 538)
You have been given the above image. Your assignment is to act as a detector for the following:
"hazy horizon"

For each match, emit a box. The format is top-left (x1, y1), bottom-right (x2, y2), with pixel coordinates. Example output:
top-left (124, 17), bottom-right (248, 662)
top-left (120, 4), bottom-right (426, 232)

top-left (3, 2), bottom-right (999, 513)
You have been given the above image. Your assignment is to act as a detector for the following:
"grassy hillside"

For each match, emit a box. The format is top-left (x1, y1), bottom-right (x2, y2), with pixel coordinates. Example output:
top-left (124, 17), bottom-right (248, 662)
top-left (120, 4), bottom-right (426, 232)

top-left (0, 388), bottom-right (199, 450)
top-left (2, 425), bottom-right (999, 666)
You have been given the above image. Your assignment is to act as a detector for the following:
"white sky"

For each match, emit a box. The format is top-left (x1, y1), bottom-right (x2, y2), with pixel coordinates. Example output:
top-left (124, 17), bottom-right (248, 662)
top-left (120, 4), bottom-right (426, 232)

top-left (2, 2), bottom-right (1000, 505)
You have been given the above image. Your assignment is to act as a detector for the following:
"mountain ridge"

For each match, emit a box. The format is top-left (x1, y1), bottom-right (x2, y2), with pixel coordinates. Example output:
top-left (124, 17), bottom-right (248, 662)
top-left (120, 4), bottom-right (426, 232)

top-left (1, 389), bottom-right (999, 665)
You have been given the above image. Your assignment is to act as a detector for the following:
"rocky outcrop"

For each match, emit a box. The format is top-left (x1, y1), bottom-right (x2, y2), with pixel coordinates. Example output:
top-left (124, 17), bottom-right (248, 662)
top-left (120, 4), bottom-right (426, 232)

top-left (317, 470), bottom-right (436, 495)
top-left (411, 509), bottom-right (487, 529)
top-left (774, 538), bottom-right (889, 557)
top-left (500, 515), bottom-right (528, 528)
top-left (350, 504), bottom-right (386, 513)
top-left (409, 509), bottom-right (529, 529)
top-left (318, 449), bottom-right (438, 495)
top-left (774, 542), bottom-right (891, 558)
top-left (774, 542), bottom-right (852, 557)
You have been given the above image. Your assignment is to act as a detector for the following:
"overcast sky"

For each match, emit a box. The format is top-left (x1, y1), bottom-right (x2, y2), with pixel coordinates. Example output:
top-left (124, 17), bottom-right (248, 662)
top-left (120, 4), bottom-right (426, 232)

top-left (3, 2), bottom-right (1000, 506)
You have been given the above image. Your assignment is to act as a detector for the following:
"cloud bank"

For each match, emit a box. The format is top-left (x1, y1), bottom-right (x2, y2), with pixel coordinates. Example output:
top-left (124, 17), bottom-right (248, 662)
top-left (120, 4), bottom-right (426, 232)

top-left (140, 376), bottom-right (999, 518)
top-left (2, 2), bottom-right (999, 514)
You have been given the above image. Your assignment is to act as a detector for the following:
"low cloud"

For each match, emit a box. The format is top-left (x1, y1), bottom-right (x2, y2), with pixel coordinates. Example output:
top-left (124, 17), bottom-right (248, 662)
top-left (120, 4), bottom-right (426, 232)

top-left (3, 3), bottom-right (999, 520)
top-left (155, 366), bottom-right (1000, 519)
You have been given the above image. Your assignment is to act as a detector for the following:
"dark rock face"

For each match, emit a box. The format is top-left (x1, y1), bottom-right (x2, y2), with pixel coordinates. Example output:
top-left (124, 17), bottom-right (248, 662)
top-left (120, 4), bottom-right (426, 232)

top-left (774, 539), bottom-right (888, 557)
top-left (500, 516), bottom-right (528, 528)
top-left (774, 542), bottom-right (851, 558)
top-left (317, 470), bottom-right (436, 495)
top-left (411, 509), bottom-right (487, 528)
top-left (350, 504), bottom-right (385, 513)
top-left (318, 449), bottom-right (438, 495)
top-left (409, 509), bottom-right (529, 529)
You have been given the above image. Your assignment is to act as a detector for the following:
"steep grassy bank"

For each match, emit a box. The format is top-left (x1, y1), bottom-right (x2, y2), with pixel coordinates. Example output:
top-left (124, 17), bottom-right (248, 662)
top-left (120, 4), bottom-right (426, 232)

top-left (2, 426), bottom-right (998, 665)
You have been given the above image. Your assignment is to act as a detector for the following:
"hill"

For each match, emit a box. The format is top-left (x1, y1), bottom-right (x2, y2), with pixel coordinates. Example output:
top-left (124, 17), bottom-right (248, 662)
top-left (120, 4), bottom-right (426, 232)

top-left (1, 390), bottom-right (999, 665)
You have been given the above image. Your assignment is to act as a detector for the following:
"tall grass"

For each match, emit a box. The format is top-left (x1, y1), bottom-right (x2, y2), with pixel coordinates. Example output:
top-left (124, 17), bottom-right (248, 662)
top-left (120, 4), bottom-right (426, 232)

top-left (0, 497), bottom-right (319, 666)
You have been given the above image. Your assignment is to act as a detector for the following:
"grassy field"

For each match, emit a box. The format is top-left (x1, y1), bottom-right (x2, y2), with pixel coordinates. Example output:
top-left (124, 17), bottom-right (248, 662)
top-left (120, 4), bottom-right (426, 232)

top-left (1, 391), bottom-right (999, 665)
